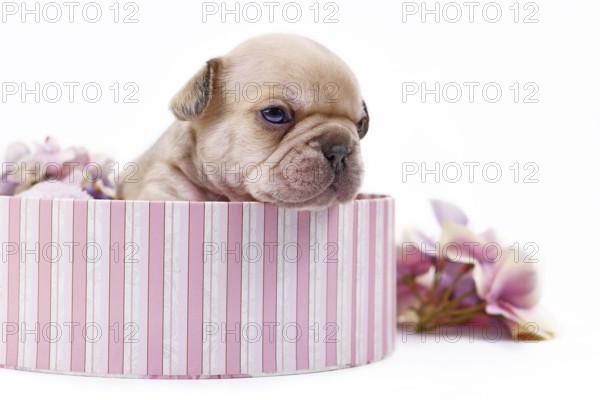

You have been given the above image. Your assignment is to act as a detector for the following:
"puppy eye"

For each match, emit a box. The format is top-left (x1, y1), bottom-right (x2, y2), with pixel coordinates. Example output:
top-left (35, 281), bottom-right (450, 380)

top-left (356, 117), bottom-right (368, 138)
top-left (261, 107), bottom-right (290, 124)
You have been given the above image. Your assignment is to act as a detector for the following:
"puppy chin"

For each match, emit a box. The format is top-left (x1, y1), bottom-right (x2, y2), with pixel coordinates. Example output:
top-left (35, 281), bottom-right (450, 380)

top-left (277, 182), bottom-right (361, 210)
top-left (246, 161), bottom-right (363, 211)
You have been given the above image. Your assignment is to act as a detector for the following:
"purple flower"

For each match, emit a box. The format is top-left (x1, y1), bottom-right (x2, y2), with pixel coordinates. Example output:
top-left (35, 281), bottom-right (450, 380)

top-left (397, 199), bottom-right (553, 339)
top-left (397, 227), bottom-right (435, 278)
top-left (0, 142), bottom-right (30, 195)
top-left (438, 217), bottom-right (498, 266)
top-left (431, 198), bottom-right (468, 226)
top-left (473, 248), bottom-right (555, 339)
top-left (1, 137), bottom-right (115, 200)
top-left (438, 261), bottom-right (480, 306)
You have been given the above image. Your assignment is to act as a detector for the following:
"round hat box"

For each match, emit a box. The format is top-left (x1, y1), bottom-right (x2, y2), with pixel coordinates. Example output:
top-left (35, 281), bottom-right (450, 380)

top-left (0, 194), bottom-right (395, 378)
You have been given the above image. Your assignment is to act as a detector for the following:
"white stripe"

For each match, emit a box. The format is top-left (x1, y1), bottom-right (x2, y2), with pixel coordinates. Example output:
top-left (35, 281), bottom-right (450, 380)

top-left (356, 201), bottom-right (370, 365)
top-left (123, 201), bottom-right (134, 374)
top-left (132, 201), bottom-right (149, 374)
top-left (56, 199), bottom-right (73, 371)
top-left (174, 201), bottom-right (189, 375)
top-left (49, 199), bottom-right (59, 369)
top-left (340, 204), bottom-right (355, 365)
top-left (16, 199), bottom-right (26, 367)
top-left (247, 202), bottom-right (264, 374)
top-left (361, 201), bottom-right (371, 365)
top-left (282, 208), bottom-right (297, 372)
top-left (162, 202), bottom-right (173, 374)
top-left (93, 200), bottom-right (110, 374)
top-left (276, 208), bottom-right (284, 372)
top-left (212, 203), bottom-right (228, 374)
top-left (21, 198), bottom-right (39, 369)
top-left (307, 211), bottom-right (317, 370)
top-left (336, 205), bottom-right (344, 364)
top-left (313, 209), bottom-right (328, 370)
top-left (85, 200), bottom-right (95, 373)
top-left (201, 203), bottom-right (212, 376)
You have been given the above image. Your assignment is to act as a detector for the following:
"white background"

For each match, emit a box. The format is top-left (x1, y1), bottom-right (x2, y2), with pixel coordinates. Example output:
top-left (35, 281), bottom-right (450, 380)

top-left (0, 0), bottom-right (598, 398)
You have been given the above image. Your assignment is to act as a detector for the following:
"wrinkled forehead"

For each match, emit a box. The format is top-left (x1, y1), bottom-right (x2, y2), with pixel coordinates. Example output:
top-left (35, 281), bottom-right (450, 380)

top-left (220, 47), bottom-right (364, 117)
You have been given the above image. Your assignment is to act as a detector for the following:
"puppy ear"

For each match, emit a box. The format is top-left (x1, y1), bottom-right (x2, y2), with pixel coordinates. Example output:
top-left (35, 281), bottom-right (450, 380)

top-left (170, 58), bottom-right (221, 121)
top-left (360, 100), bottom-right (370, 138)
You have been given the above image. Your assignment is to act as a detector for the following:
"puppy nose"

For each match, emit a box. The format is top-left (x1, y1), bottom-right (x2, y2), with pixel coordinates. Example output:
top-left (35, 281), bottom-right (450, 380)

top-left (323, 143), bottom-right (349, 172)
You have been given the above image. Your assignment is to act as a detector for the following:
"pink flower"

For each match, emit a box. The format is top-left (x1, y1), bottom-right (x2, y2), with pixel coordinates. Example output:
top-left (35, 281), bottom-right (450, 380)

top-left (438, 215), bottom-right (499, 266)
top-left (396, 280), bottom-right (429, 323)
top-left (1, 137), bottom-right (114, 200)
top-left (397, 228), bottom-right (435, 278)
top-left (0, 142), bottom-right (30, 195)
top-left (431, 198), bottom-right (469, 226)
top-left (18, 181), bottom-right (92, 200)
top-left (473, 248), bottom-right (555, 340)
top-left (397, 199), bottom-right (554, 340)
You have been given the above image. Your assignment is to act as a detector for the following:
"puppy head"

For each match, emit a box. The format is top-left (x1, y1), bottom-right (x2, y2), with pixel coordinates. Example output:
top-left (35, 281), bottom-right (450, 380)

top-left (170, 34), bottom-right (369, 210)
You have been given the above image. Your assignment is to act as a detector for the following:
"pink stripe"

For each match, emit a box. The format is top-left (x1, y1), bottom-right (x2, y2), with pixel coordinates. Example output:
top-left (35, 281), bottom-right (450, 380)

top-left (108, 201), bottom-right (126, 374)
top-left (391, 200), bottom-right (396, 351)
top-left (169, 203), bottom-right (174, 374)
top-left (6, 197), bottom-right (21, 367)
top-left (187, 202), bottom-right (204, 375)
top-left (148, 202), bottom-right (165, 375)
top-left (382, 200), bottom-right (389, 357)
top-left (296, 211), bottom-right (310, 371)
top-left (351, 202), bottom-right (358, 366)
top-left (325, 205), bottom-right (338, 367)
top-left (262, 204), bottom-right (278, 373)
top-left (367, 201), bottom-right (377, 362)
top-left (226, 203), bottom-right (242, 374)
top-left (71, 200), bottom-right (88, 372)
top-left (0, 199), bottom-right (8, 365)
top-left (36, 199), bottom-right (53, 370)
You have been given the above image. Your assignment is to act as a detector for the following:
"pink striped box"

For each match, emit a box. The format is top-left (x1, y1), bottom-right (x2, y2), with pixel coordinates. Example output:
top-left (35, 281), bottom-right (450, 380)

top-left (0, 194), bottom-right (395, 378)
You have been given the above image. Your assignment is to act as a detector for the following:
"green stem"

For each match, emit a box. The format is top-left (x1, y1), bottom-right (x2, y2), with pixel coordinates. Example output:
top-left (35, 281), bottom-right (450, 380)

top-left (439, 311), bottom-right (487, 326)
top-left (421, 263), bottom-right (474, 325)
top-left (445, 289), bottom-right (477, 309)
top-left (421, 302), bottom-right (486, 331)
top-left (445, 303), bottom-right (486, 316)
top-left (440, 264), bottom-right (471, 305)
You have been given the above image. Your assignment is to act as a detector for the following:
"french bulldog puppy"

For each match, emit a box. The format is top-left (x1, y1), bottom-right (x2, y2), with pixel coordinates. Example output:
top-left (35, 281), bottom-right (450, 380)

top-left (118, 33), bottom-right (369, 210)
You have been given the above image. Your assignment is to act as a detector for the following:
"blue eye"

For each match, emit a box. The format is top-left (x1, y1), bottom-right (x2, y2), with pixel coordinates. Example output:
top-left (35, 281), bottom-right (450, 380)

top-left (261, 107), bottom-right (289, 124)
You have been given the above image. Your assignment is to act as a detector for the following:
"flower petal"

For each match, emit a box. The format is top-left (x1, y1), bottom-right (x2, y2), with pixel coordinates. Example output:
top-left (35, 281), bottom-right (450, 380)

top-left (439, 219), bottom-right (489, 265)
top-left (472, 260), bottom-right (493, 300)
top-left (397, 228), bottom-right (434, 277)
top-left (18, 180), bottom-right (92, 200)
top-left (479, 228), bottom-right (499, 244)
top-left (438, 262), bottom-right (480, 306)
top-left (431, 199), bottom-right (468, 226)
top-left (4, 142), bottom-right (30, 163)
top-left (0, 181), bottom-right (18, 196)
top-left (39, 136), bottom-right (61, 154)
top-left (486, 302), bottom-right (555, 340)
top-left (486, 251), bottom-right (541, 309)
